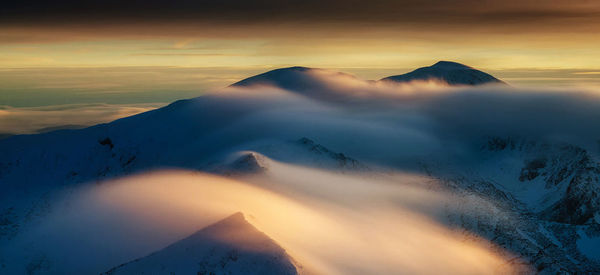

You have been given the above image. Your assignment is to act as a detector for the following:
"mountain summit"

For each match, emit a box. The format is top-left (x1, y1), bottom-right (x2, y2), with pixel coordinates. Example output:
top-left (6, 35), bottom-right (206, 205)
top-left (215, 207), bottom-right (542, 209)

top-left (380, 61), bottom-right (505, 86)
top-left (231, 62), bottom-right (504, 92)
top-left (104, 212), bottom-right (298, 275)
top-left (229, 66), bottom-right (361, 100)
top-left (231, 66), bottom-right (323, 91)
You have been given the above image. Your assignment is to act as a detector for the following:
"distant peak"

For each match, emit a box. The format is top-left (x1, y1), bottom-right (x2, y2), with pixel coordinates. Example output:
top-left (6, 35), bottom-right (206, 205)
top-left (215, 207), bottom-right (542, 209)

top-left (230, 66), bottom-right (317, 88)
top-left (380, 60), bottom-right (505, 86)
top-left (267, 66), bottom-right (313, 73)
top-left (431, 61), bottom-right (472, 69)
top-left (284, 66), bottom-right (311, 71)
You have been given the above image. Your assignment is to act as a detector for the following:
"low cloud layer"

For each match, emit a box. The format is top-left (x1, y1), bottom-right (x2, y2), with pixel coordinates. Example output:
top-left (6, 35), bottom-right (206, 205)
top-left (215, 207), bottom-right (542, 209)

top-left (220, 69), bottom-right (600, 161)
top-left (0, 103), bottom-right (162, 135)
top-left (0, 168), bottom-right (520, 274)
top-left (2, 67), bottom-right (600, 274)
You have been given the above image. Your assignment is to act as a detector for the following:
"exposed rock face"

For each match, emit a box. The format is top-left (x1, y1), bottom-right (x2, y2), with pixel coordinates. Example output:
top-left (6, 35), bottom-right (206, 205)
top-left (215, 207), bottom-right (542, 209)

top-left (381, 61), bottom-right (505, 86)
top-left (214, 151), bottom-right (270, 175)
top-left (420, 137), bottom-right (600, 273)
top-left (104, 212), bottom-right (298, 275)
top-left (228, 152), bottom-right (269, 173)
top-left (484, 138), bottom-right (600, 225)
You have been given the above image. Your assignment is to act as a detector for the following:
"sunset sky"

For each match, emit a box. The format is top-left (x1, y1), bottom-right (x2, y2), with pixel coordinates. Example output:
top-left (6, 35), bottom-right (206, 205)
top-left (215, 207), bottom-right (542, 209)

top-left (3, 3), bottom-right (600, 272)
top-left (2, 0), bottom-right (600, 108)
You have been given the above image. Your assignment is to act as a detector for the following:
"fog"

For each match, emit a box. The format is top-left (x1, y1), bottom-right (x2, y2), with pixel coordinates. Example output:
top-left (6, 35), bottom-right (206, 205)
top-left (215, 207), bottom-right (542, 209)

top-left (189, 72), bottom-right (600, 172)
top-left (2, 67), bottom-right (600, 274)
top-left (1, 164), bottom-right (520, 274)
top-left (0, 103), bottom-right (162, 135)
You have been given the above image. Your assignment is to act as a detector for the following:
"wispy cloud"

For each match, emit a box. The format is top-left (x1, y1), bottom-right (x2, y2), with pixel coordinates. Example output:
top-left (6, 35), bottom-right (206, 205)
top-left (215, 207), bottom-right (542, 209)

top-left (573, 71), bottom-right (600, 75)
top-left (129, 53), bottom-right (243, 57)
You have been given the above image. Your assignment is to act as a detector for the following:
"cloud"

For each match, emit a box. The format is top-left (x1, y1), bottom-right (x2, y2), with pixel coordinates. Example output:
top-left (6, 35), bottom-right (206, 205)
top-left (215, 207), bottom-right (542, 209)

top-left (0, 103), bottom-right (162, 135)
top-left (1, 0), bottom-right (599, 47)
top-left (129, 53), bottom-right (244, 57)
top-left (0, 168), bottom-right (522, 274)
top-left (207, 69), bottom-right (600, 164)
top-left (2, 0), bottom-right (599, 29)
top-left (4, 66), bottom-right (600, 273)
top-left (3, 67), bottom-right (600, 174)
top-left (573, 71), bottom-right (600, 75)
top-left (420, 88), bottom-right (600, 147)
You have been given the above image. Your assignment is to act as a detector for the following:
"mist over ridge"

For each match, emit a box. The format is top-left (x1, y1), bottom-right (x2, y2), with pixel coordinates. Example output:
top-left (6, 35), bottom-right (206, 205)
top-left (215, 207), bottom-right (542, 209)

top-left (1, 61), bottom-right (600, 274)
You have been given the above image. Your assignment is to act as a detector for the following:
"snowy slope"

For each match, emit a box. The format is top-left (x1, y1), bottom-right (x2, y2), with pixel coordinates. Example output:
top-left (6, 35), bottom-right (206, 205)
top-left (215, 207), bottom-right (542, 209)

top-left (104, 212), bottom-right (298, 275)
top-left (1, 64), bottom-right (600, 274)
top-left (443, 137), bottom-right (600, 225)
top-left (419, 136), bottom-right (600, 273)
top-left (381, 61), bottom-right (505, 86)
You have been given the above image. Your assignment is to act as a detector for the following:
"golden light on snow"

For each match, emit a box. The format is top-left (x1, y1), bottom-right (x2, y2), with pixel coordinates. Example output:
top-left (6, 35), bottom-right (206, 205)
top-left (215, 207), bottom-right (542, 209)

top-left (85, 166), bottom-right (520, 275)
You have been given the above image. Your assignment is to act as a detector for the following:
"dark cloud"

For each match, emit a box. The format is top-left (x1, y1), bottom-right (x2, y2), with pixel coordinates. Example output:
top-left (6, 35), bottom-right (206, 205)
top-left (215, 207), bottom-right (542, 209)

top-left (2, 0), bottom-right (599, 32)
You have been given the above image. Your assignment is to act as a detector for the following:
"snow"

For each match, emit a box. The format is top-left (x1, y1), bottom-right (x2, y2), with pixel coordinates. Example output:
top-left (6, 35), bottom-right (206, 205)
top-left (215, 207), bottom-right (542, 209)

top-left (577, 229), bottom-right (600, 261)
top-left (105, 212), bottom-right (298, 275)
top-left (1, 62), bottom-right (600, 273)
top-left (538, 224), bottom-right (562, 247)
top-left (380, 61), bottom-right (505, 86)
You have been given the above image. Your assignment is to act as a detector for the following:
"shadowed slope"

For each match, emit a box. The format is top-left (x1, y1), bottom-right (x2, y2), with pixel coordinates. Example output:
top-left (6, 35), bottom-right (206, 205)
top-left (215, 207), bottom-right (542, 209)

top-left (104, 212), bottom-right (298, 275)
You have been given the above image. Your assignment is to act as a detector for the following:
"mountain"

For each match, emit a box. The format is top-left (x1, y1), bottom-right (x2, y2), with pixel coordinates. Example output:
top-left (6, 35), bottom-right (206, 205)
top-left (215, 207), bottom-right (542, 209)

top-left (231, 66), bottom-right (318, 90)
top-left (211, 138), bottom-right (368, 176)
top-left (104, 212), bottom-right (298, 275)
top-left (230, 66), bottom-right (340, 96)
top-left (230, 66), bottom-right (367, 101)
top-left (212, 151), bottom-right (270, 176)
top-left (380, 61), bottom-right (505, 86)
top-left (1, 63), bottom-right (600, 273)
top-left (420, 137), bottom-right (600, 273)
top-left (230, 62), bottom-right (504, 95)
top-left (466, 137), bottom-right (600, 225)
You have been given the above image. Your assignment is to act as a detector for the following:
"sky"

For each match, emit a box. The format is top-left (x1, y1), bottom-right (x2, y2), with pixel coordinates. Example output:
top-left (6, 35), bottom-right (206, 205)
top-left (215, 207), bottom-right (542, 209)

top-left (1, 0), bottom-right (600, 133)
top-left (3, 0), bottom-right (600, 70)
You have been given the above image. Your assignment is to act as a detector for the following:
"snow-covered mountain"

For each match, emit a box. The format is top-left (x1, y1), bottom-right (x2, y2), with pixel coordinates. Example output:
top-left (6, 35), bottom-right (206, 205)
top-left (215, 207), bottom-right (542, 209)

top-left (420, 137), bottom-right (600, 273)
top-left (1, 63), bottom-right (600, 274)
top-left (380, 61), bottom-right (505, 86)
top-left (232, 66), bottom-right (324, 90)
top-left (104, 212), bottom-right (298, 275)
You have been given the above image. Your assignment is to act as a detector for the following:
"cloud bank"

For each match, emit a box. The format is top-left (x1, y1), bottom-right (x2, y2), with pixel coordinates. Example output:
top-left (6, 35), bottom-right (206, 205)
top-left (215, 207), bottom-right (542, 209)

top-left (217, 70), bottom-right (600, 163)
top-left (0, 103), bottom-right (162, 135)
top-left (0, 167), bottom-right (521, 274)
top-left (2, 67), bottom-right (600, 274)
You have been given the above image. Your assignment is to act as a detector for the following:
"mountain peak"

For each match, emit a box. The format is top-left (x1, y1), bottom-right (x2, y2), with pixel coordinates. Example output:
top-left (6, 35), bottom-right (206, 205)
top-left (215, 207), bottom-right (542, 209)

top-left (381, 61), bottom-right (505, 86)
top-left (214, 152), bottom-right (270, 175)
top-left (281, 66), bottom-right (311, 71)
top-left (431, 61), bottom-right (472, 69)
top-left (105, 211), bottom-right (298, 275)
top-left (220, 211), bottom-right (246, 223)
top-left (230, 66), bottom-right (320, 91)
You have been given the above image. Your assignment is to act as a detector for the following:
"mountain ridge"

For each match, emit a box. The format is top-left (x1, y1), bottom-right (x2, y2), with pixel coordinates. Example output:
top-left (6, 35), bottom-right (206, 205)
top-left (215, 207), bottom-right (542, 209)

top-left (231, 61), bottom-right (505, 92)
